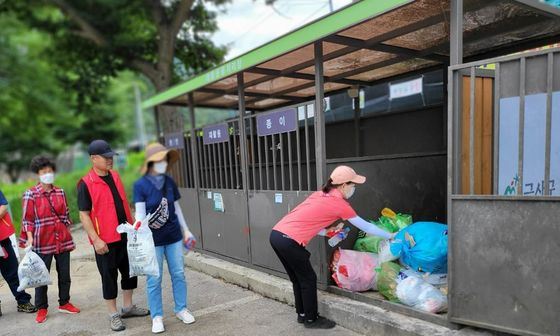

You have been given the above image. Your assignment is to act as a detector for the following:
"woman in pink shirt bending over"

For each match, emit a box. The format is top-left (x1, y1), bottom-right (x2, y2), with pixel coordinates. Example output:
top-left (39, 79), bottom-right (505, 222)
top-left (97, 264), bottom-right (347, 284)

top-left (270, 165), bottom-right (393, 329)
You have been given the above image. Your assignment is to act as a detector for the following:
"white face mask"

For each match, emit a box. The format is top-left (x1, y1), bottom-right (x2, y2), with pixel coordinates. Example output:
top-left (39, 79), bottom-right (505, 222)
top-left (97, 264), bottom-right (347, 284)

top-left (345, 185), bottom-right (356, 199)
top-left (39, 172), bottom-right (55, 185)
top-left (153, 161), bottom-right (168, 174)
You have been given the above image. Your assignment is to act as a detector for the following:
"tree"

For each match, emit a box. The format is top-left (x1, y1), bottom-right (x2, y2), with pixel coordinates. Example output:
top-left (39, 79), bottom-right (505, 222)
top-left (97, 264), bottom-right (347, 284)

top-left (4, 0), bottom-right (229, 134)
top-left (0, 14), bottom-right (76, 181)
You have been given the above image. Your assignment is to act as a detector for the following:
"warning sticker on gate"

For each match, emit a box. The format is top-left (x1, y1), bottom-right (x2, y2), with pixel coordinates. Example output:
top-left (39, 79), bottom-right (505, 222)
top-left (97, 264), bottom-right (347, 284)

top-left (256, 108), bottom-right (297, 136)
top-left (203, 123), bottom-right (229, 145)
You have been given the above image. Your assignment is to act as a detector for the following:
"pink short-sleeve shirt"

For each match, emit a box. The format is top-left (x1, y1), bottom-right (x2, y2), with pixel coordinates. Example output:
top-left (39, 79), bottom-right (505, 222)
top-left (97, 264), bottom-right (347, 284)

top-left (272, 189), bottom-right (357, 246)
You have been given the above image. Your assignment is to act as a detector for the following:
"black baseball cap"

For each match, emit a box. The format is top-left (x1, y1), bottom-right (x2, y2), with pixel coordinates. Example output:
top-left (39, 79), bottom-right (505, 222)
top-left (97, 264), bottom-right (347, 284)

top-left (88, 140), bottom-right (118, 158)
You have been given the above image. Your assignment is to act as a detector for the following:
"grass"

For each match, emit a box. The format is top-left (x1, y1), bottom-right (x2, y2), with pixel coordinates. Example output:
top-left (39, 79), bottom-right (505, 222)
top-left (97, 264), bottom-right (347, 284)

top-left (1, 151), bottom-right (144, 233)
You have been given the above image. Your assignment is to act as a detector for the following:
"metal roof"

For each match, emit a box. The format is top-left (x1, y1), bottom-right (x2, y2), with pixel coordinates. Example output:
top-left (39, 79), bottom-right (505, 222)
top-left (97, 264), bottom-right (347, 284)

top-left (143, 0), bottom-right (560, 111)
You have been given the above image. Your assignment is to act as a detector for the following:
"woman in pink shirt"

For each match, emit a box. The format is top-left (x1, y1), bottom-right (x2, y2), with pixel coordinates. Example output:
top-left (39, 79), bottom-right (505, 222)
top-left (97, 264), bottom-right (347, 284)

top-left (270, 165), bottom-right (393, 329)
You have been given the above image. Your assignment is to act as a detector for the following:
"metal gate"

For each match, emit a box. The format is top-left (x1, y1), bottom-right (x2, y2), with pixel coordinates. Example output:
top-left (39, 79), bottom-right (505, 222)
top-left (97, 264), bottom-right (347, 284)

top-left (448, 47), bottom-right (560, 336)
top-left (243, 103), bottom-right (329, 284)
top-left (164, 132), bottom-right (203, 249)
top-left (194, 118), bottom-right (251, 262)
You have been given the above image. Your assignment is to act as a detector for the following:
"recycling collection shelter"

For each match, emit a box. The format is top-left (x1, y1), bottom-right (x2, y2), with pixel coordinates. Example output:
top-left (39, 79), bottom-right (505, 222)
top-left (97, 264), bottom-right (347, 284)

top-left (142, 1), bottom-right (560, 335)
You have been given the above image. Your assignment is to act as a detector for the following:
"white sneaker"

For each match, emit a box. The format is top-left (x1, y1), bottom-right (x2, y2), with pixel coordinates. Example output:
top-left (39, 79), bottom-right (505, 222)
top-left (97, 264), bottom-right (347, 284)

top-left (176, 309), bottom-right (195, 324)
top-left (152, 316), bottom-right (165, 334)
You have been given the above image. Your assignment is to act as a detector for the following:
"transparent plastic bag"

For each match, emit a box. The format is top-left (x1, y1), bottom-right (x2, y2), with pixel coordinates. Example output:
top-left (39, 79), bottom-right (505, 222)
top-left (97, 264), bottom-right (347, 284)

top-left (376, 261), bottom-right (402, 302)
top-left (353, 234), bottom-right (384, 253)
top-left (396, 276), bottom-right (447, 313)
top-left (330, 249), bottom-right (378, 292)
top-left (17, 247), bottom-right (52, 291)
top-left (117, 217), bottom-right (159, 278)
top-left (378, 239), bottom-right (400, 264)
top-left (401, 268), bottom-right (447, 287)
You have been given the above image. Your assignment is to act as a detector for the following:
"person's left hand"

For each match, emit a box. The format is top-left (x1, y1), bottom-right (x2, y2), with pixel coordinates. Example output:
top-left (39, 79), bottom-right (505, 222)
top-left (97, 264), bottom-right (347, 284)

top-left (184, 231), bottom-right (196, 249)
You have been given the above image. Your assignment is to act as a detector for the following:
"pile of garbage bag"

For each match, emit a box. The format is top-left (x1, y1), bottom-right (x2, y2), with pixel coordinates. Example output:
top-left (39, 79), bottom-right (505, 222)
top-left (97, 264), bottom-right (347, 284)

top-left (330, 208), bottom-right (448, 314)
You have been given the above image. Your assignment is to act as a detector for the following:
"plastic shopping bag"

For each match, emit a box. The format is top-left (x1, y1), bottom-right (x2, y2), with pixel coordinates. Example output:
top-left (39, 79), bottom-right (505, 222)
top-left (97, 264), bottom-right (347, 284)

top-left (400, 268), bottom-right (447, 287)
top-left (376, 208), bottom-right (413, 233)
top-left (376, 261), bottom-right (402, 302)
top-left (17, 247), bottom-right (52, 291)
top-left (353, 230), bottom-right (385, 253)
top-left (117, 217), bottom-right (159, 278)
top-left (392, 222), bottom-right (448, 274)
top-left (396, 276), bottom-right (448, 313)
top-left (331, 249), bottom-right (378, 292)
top-left (9, 234), bottom-right (19, 261)
top-left (378, 239), bottom-right (400, 264)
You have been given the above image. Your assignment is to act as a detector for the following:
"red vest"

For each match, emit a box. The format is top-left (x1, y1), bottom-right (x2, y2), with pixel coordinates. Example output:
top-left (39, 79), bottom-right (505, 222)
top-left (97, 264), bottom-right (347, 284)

top-left (0, 212), bottom-right (15, 242)
top-left (80, 169), bottom-right (133, 244)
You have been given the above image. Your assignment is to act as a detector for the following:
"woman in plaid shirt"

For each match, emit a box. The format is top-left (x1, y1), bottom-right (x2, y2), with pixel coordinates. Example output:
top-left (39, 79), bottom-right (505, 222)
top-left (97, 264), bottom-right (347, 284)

top-left (21, 156), bottom-right (80, 324)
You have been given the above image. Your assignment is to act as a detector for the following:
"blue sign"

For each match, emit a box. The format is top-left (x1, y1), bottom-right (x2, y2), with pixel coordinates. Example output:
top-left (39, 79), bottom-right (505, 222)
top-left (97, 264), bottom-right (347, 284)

top-left (256, 108), bottom-right (297, 136)
top-left (165, 132), bottom-right (185, 149)
top-left (203, 123), bottom-right (229, 145)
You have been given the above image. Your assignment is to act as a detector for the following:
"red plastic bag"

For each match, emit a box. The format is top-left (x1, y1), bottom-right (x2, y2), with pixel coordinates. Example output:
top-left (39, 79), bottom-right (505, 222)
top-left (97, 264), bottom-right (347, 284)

top-left (331, 249), bottom-right (378, 292)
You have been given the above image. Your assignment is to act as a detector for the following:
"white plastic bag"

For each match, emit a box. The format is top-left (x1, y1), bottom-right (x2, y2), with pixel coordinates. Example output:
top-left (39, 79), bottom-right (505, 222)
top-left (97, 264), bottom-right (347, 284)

top-left (401, 268), bottom-right (447, 287)
top-left (117, 217), bottom-right (159, 278)
top-left (9, 234), bottom-right (19, 261)
top-left (396, 276), bottom-right (447, 313)
top-left (378, 239), bottom-right (400, 264)
top-left (17, 247), bottom-right (52, 291)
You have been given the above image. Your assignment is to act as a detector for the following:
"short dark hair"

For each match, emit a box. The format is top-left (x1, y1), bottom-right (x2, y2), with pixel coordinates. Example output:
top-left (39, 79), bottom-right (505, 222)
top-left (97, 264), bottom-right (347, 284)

top-left (30, 156), bottom-right (56, 174)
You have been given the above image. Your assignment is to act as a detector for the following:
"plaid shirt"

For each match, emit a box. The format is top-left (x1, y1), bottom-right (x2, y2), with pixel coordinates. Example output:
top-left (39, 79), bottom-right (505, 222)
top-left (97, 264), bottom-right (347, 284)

top-left (21, 184), bottom-right (75, 254)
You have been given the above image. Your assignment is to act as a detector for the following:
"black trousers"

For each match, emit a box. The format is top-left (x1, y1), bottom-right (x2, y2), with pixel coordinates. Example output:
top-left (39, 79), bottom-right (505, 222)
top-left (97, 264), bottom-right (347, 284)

top-left (269, 230), bottom-right (317, 320)
top-left (35, 251), bottom-right (71, 309)
top-left (94, 239), bottom-right (137, 300)
top-left (0, 238), bottom-right (32, 304)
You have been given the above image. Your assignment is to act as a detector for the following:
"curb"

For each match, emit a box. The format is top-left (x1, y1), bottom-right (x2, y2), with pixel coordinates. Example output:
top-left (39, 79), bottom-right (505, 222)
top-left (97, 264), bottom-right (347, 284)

top-left (184, 251), bottom-right (497, 336)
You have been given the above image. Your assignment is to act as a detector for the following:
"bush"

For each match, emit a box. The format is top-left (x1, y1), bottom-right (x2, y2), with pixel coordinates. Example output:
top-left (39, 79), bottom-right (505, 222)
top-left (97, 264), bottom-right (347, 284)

top-left (1, 151), bottom-right (144, 233)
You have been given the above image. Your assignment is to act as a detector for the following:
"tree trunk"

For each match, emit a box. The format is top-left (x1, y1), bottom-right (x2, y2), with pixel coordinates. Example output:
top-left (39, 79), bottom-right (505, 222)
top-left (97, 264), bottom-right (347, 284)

top-left (7, 164), bottom-right (20, 183)
top-left (153, 66), bottom-right (185, 137)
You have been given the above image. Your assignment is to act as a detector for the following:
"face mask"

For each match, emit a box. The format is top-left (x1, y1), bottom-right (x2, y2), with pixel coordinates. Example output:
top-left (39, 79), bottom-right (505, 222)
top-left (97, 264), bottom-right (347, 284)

top-left (39, 172), bottom-right (55, 185)
top-left (345, 185), bottom-right (356, 199)
top-left (153, 161), bottom-right (168, 174)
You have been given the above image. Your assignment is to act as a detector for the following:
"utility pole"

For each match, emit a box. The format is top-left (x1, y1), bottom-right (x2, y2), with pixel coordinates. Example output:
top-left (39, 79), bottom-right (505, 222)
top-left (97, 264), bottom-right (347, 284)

top-left (328, 0), bottom-right (333, 12)
top-left (134, 84), bottom-right (148, 147)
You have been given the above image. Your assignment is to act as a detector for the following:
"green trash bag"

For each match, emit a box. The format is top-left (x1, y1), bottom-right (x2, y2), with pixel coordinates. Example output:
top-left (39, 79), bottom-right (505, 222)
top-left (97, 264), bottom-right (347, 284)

top-left (354, 235), bottom-right (385, 253)
top-left (376, 262), bottom-right (403, 302)
top-left (377, 216), bottom-right (399, 233)
top-left (376, 208), bottom-right (413, 233)
top-left (394, 213), bottom-right (413, 231)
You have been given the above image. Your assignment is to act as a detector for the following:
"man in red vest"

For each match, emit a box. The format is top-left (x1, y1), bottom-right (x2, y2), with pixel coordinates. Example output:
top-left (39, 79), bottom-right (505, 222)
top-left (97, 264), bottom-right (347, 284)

top-left (0, 189), bottom-right (37, 316)
top-left (77, 140), bottom-right (149, 332)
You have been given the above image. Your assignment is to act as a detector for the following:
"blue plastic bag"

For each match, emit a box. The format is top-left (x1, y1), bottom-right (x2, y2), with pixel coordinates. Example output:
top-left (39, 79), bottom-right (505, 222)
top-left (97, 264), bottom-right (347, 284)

top-left (390, 222), bottom-right (448, 274)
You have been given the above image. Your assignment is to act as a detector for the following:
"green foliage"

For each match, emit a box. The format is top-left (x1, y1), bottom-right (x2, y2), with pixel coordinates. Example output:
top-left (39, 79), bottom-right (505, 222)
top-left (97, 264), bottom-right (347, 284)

top-left (1, 151), bottom-right (145, 234)
top-left (0, 14), bottom-right (76, 181)
top-left (0, 12), bottom-right (156, 181)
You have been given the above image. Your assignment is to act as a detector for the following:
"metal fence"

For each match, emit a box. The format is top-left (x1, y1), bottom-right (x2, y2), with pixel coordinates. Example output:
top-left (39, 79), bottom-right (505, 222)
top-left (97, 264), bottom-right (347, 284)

top-left (244, 103), bottom-right (317, 192)
top-left (449, 47), bottom-right (560, 197)
top-left (193, 119), bottom-right (243, 190)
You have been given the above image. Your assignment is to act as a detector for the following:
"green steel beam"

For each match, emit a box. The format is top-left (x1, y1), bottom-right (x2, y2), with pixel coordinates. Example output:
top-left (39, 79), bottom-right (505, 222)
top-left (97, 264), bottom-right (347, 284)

top-left (142, 0), bottom-right (412, 109)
